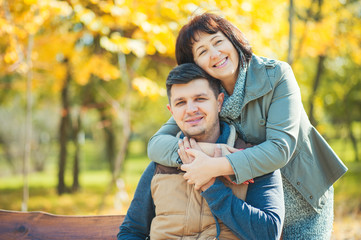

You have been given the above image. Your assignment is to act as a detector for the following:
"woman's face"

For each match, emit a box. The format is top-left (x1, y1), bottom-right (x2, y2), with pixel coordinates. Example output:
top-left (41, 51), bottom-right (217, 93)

top-left (192, 31), bottom-right (239, 84)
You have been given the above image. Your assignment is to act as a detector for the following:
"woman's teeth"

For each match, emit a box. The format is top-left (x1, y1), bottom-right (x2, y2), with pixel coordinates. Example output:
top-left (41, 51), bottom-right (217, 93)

top-left (214, 57), bottom-right (227, 67)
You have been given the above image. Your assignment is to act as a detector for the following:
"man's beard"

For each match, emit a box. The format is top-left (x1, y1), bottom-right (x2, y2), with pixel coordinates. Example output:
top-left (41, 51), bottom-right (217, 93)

top-left (183, 128), bottom-right (206, 141)
top-left (183, 120), bottom-right (219, 142)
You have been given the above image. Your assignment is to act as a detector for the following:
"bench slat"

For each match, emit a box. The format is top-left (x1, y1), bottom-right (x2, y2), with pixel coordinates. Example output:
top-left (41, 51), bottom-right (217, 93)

top-left (0, 210), bottom-right (124, 240)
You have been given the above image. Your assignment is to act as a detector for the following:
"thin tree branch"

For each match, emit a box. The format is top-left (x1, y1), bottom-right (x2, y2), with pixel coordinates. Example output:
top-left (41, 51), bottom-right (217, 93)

top-left (2, 0), bottom-right (25, 72)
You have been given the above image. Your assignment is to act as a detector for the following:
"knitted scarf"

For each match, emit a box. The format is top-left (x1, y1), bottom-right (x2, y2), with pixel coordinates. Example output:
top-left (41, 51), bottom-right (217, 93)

top-left (219, 64), bottom-right (247, 120)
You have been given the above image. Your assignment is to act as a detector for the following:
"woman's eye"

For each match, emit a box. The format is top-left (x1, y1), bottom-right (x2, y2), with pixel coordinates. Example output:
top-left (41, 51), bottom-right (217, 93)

top-left (199, 50), bottom-right (206, 56)
top-left (215, 40), bottom-right (222, 45)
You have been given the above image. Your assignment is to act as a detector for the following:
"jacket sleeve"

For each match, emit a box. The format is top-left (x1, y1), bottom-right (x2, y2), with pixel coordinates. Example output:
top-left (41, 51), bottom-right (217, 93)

top-left (201, 170), bottom-right (284, 240)
top-left (227, 62), bottom-right (302, 183)
top-left (147, 117), bottom-right (181, 167)
top-left (117, 162), bottom-right (156, 240)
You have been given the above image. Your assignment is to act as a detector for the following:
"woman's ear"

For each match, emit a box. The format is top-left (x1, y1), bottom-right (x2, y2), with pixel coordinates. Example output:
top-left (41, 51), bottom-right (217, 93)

top-left (217, 93), bottom-right (224, 112)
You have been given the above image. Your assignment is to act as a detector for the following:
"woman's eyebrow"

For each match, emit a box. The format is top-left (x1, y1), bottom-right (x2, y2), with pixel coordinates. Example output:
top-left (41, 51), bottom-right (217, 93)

top-left (195, 44), bottom-right (205, 54)
top-left (211, 35), bottom-right (221, 41)
top-left (195, 35), bottom-right (221, 53)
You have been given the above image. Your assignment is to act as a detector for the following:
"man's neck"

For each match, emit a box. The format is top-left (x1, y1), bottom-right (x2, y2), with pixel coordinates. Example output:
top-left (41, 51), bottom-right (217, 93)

top-left (192, 127), bottom-right (220, 143)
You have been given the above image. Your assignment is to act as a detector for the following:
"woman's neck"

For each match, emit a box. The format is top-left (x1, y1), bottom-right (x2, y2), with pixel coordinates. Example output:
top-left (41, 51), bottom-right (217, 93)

top-left (221, 68), bottom-right (239, 96)
top-left (222, 82), bottom-right (235, 96)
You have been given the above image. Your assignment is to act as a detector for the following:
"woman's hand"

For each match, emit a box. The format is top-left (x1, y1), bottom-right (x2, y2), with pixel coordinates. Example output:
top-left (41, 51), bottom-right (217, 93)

top-left (178, 137), bottom-right (232, 163)
top-left (179, 137), bottom-right (236, 190)
top-left (182, 144), bottom-right (226, 191)
top-left (199, 144), bottom-right (222, 192)
top-left (178, 137), bottom-right (202, 164)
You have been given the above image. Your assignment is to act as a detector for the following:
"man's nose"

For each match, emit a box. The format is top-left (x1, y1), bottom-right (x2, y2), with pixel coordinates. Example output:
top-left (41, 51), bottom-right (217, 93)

top-left (186, 102), bottom-right (198, 113)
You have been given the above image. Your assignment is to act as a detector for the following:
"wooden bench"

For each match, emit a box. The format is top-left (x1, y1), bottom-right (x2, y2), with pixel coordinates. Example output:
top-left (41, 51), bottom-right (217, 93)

top-left (0, 209), bottom-right (125, 240)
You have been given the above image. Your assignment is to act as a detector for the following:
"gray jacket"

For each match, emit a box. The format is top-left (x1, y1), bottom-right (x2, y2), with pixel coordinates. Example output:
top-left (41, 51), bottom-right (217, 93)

top-left (147, 54), bottom-right (347, 212)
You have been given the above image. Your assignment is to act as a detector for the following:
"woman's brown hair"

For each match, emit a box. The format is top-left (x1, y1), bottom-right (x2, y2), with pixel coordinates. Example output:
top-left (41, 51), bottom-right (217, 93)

top-left (175, 13), bottom-right (252, 68)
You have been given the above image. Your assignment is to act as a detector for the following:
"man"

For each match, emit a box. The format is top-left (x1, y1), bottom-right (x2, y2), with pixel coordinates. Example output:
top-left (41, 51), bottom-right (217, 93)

top-left (117, 63), bottom-right (284, 240)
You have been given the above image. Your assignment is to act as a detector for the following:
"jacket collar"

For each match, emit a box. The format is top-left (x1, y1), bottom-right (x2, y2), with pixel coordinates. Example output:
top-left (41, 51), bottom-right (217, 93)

top-left (242, 54), bottom-right (274, 108)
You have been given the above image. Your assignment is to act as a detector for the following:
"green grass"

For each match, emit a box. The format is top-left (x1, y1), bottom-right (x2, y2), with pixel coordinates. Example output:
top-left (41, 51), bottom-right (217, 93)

top-left (333, 161), bottom-right (361, 216)
top-left (121, 155), bottom-right (150, 194)
top-left (0, 155), bottom-right (150, 215)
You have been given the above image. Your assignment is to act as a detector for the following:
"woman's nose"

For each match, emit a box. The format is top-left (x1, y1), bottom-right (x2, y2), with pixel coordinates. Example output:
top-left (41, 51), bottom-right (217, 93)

top-left (210, 47), bottom-right (221, 59)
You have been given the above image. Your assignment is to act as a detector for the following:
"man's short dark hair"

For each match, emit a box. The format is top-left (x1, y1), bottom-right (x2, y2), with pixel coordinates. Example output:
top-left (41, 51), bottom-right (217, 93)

top-left (166, 63), bottom-right (221, 102)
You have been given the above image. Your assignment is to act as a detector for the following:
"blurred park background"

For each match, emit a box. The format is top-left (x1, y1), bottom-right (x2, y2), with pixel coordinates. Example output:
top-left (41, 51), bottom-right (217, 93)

top-left (0, 0), bottom-right (360, 238)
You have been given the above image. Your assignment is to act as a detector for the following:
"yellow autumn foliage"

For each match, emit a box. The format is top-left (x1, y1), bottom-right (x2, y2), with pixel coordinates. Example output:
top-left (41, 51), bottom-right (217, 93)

top-left (0, 0), bottom-right (360, 100)
top-left (74, 55), bottom-right (120, 85)
top-left (132, 77), bottom-right (166, 99)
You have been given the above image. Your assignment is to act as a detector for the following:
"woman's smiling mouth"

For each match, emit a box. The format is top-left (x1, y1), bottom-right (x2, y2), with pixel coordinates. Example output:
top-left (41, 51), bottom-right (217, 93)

top-left (213, 57), bottom-right (228, 68)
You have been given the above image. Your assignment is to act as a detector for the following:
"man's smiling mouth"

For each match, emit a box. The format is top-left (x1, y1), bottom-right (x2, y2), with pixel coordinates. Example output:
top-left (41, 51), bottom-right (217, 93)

top-left (185, 116), bottom-right (204, 124)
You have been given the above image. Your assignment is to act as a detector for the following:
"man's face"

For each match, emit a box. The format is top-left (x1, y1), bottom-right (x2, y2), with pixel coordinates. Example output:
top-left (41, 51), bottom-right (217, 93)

top-left (167, 78), bottom-right (224, 142)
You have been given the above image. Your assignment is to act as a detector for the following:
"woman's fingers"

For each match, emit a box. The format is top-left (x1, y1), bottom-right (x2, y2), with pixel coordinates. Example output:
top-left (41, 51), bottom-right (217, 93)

top-left (181, 163), bottom-right (190, 172)
top-left (225, 145), bottom-right (242, 153)
top-left (178, 139), bottom-right (191, 164)
top-left (183, 137), bottom-right (191, 150)
top-left (178, 137), bottom-right (196, 164)
top-left (184, 148), bottom-right (202, 158)
top-left (194, 183), bottom-right (201, 191)
top-left (189, 138), bottom-right (202, 150)
top-left (181, 149), bottom-right (214, 188)
top-left (200, 178), bottom-right (216, 192)
top-left (213, 144), bottom-right (222, 157)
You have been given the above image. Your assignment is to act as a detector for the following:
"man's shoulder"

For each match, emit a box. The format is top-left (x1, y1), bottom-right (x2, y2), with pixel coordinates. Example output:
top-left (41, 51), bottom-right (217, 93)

top-left (234, 137), bottom-right (253, 149)
top-left (154, 163), bottom-right (183, 175)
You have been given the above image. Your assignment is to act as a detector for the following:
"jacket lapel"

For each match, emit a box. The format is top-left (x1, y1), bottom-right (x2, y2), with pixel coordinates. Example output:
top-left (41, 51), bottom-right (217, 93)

top-left (242, 54), bottom-right (273, 110)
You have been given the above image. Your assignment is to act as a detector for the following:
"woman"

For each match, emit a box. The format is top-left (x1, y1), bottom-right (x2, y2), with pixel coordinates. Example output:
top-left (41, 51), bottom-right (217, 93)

top-left (148, 13), bottom-right (347, 239)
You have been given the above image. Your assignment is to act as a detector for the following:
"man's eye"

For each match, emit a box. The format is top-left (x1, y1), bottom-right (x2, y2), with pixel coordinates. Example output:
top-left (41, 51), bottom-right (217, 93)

top-left (196, 97), bottom-right (207, 101)
top-left (175, 101), bottom-right (185, 106)
top-left (215, 40), bottom-right (222, 45)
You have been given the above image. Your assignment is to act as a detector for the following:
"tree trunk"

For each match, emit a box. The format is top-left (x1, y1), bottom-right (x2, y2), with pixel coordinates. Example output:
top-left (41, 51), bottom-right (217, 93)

top-left (344, 95), bottom-right (359, 162)
top-left (3, 0), bottom-right (35, 212)
top-left (294, 0), bottom-right (324, 62)
top-left (72, 110), bottom-right (81, 192)
top-left (112, 52), bottom-right (132, 181)
top-left (308, 54), bottom-right (326, 127)
top-left (99, 109), bottom-right (116, 172)
top-left (58, 58), bottom-right (71, 195)
top-left (97, 52), bottom-right (132, 213)
top-left (347, 123), bottom-right (359, 162)
top-left (22, 33), bottom-right (35, 212)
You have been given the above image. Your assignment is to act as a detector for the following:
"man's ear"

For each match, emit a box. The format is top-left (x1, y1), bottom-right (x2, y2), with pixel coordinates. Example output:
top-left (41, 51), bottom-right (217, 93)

top-left (217, 93), bottom-right (224, 112)
top-left (167, 104), bottom-right (173, 114)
